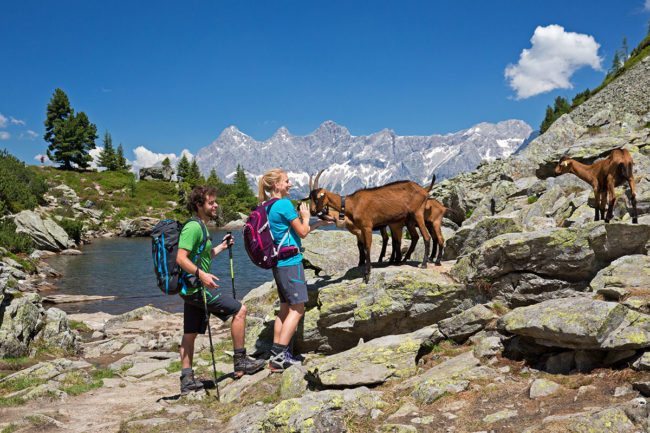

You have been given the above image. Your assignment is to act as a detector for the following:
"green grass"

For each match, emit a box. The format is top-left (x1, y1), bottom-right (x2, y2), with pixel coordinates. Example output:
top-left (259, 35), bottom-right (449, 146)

top-left (0, 396), bottom-right (25, 407)
top-left (3, 251), bottom-right (37, 273)
top-left (527, 196), bottom-right (538, 204)
top-left (0, 376), bottom-right (46, 393)
top-left (166, 361), bottom-right (182, 373)
top-left (69, 320), bottom-right (92, 333)
top-left (1, 423), bottom-right (19, 433)
top-left (60, 368), bottom-right (115, 396)
top-left (0, 357), bottom-right (33, 371)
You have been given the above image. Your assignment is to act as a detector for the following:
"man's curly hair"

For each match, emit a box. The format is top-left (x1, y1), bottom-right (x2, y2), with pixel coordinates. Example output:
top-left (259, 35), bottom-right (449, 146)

top-left (187, 185), bottom-right (218, 214)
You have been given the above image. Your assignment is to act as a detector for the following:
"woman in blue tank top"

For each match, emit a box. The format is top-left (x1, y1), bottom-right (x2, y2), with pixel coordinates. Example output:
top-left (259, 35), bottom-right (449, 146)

top-left (258, 168), bottom-right (331, 371)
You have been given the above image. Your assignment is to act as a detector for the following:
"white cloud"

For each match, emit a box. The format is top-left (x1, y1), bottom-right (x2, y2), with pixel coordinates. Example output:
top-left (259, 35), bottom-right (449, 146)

top-left (0, 131), bottom-right (10, 140)
top-left (26, 130), bottom-right (38, 139)
top-left (9, 117), bottom-right (25, 126)
top-left (0, 114), bottom-right (7, 128)
top-left (89, 147), bottom-right (104, 170)
top-left (505, 24), bottom-right (602, 99)
top-left (131, 146), bottom-right (193, 174)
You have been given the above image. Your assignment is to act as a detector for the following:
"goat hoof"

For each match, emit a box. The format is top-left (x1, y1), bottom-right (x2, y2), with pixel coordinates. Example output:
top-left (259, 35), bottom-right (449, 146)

top-left (633, 218), bottom-right (638, 224)
top-left (420, 263), bottom-right (428, 269)
top-left (434, 261), bottom-right (442, 266)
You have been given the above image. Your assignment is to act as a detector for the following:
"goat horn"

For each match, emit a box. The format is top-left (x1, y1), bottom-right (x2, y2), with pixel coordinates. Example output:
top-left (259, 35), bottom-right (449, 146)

top-left (313, 169), bottom-right (324, 190)
top-left (309, 173), bottom-right (313, 191)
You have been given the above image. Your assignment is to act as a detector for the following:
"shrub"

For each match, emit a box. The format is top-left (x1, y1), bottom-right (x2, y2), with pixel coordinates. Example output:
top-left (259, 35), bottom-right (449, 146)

top-left (0, 150), bottom-right (48, 214)
top-left (527, 196), bottom-right (539, 204)
top-left (0, 219), bottom-right (34, 254)
top-left (58, 218), bottom-right (83, 244)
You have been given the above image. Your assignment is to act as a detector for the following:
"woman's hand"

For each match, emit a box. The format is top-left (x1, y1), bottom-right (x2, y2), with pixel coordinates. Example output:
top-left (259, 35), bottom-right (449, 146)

top-left (299, 202), bottom-right (310, 221)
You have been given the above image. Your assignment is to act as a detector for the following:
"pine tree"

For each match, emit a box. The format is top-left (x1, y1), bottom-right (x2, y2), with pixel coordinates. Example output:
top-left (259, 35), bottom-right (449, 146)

top-left (115, 144), bottom-right (131, 171)
top-left (611, 50), bottom-right (622, 74)
top-left (186, 159), bottom-right (203, 188)
top-left (176, 154), bottom-right (190, 180)
top-left (232, 164), bottom-right (257, 209)
top-left (162, 157), bottom-right (171, 169)
top-left (44, 89), bottom-right (98, 170)
top-left (98, 131), bottom-right (116, 170)
top-left (622, 37), bottom-right (629, 60)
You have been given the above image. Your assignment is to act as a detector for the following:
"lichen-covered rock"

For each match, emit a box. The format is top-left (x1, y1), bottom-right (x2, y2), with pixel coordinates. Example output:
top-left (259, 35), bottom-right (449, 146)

top-left (438, 304), bottom-right (496, 343)
top-left (296, 266), bottom-right (476, 353)
top-left (491, 272), bottom-right (589, 308)
top-left (0, 358), bottom-right (91, 384)
top-left (529, 378), bottom-right (561, 399)
top-left (398, 351), bottom-right (499, 404)
top-left (139, 166), bottom-right (173, 181)
top-left (0, 293), bottom-right (44, 357)
top-left (37, 307), bottom-right (78, 354)
top-left (590, 255), bottom-right (650, 302)
top-left (306, 326), bottom-right (442, 387)
top-left (453, 221), bottom-right (650, 286)
top-left (444, 216), bottom-right (522, 260)
top-left (499, 298), bottom-right (650, 351)
top-left (470, 331), bottom-right (504, 359)
top-left (632, 352), bottom-right (650, 371)
top-left (279, 365), bottom-right (309, 400)
top-left (258, 387), bottom-right (384, 433)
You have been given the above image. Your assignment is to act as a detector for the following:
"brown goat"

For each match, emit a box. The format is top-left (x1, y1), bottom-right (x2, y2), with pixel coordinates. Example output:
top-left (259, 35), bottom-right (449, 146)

top-left (554, 148), bottom-right (638, 223)
top-left (386, 198), bottom-right (449, 265)
top-left (309, 172), bottom-right (433, 282)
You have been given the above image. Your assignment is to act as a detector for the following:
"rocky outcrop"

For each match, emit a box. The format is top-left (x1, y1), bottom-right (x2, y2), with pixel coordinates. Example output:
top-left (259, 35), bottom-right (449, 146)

top-left (139, 166), bottom-right (174, 181)
top-left (590, 255), bottom-right (650, 306)
top-left (11, 210), bottom-right (75, 251)
top-left (0, 292), bottom-right (78, 357)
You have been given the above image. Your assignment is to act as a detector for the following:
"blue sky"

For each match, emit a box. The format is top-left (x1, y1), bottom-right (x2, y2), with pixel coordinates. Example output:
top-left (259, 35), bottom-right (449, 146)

top-left (1, 0), bottom-right (649, 169)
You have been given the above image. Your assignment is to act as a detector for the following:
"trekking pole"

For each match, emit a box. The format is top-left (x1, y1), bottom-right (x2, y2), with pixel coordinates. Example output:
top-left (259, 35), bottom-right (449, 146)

top-left (227, 231), bottom-right (236, 299)
top-left (202, 288), bottom-right (220, 401)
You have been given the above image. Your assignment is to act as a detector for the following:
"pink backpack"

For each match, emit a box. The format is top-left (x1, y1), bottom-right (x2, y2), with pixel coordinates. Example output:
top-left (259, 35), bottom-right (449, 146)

top-left (243, 199), bottom-right (299, 269)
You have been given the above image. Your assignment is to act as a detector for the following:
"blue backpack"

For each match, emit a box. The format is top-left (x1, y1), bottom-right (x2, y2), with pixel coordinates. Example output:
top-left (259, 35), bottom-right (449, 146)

top-left (151, 217), bottom-right (208, 295)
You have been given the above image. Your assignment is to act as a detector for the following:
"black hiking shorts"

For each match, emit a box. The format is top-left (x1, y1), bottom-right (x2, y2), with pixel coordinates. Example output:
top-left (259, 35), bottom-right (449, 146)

top-left (181, 289), bottom-right (242, 334)
top-left (272, 263), bottom-right (308, 305)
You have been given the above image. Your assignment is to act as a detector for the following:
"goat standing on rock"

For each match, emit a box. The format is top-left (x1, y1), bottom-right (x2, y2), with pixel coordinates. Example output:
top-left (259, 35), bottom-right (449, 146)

top-left (554, 148), bottom-right (638, 224)
top-left (309, 171), bottom-right (434, 282)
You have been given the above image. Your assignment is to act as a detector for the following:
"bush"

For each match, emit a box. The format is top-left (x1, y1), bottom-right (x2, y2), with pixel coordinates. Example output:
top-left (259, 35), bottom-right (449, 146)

top-left (0, 150), bottom-right (48, 215)
top-left (0, 219), bottom-right (33, 254)
top-left (58, 218), bottom-right (83, 244)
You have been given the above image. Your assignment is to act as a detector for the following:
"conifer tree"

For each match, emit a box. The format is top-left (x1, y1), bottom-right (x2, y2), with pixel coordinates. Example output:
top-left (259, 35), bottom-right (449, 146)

top-left (44, 88), bottom-right (97, 170)
top-left (185, 159), bottom-right (203, 188)
top-left (176, 154), bottom-right (190, 180)
top-left (162, 157), bottom-right (171, 169)
top-left (98, 131), bottom-right (116, 170)
top-left (115, 144), bottom-right (131, 171)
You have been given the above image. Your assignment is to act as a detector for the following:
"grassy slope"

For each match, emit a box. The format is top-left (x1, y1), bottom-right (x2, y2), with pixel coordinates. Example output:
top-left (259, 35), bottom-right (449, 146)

top-left (30, 167), bottom-right (186, 228)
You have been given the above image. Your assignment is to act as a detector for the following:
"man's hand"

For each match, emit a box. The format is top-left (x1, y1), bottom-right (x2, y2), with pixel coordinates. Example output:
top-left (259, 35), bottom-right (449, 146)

top-left (199, 270), bottom-right (220, 289)
top-left (212, 234), bottom-right (234, 256)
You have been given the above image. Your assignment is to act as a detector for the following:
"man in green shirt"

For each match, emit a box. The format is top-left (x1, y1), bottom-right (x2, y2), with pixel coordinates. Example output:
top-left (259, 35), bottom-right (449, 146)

top-left (176, 185), bottom-right (264, 395)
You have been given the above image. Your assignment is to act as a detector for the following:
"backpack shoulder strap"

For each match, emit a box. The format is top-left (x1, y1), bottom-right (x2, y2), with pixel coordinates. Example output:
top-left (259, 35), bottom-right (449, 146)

top-left (185, 217), bottom-right (209, 261)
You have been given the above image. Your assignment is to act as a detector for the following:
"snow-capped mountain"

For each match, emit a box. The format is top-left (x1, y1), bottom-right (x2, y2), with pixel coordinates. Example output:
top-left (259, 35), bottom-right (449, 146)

top-left (195, 120), bottom-right (532, 196)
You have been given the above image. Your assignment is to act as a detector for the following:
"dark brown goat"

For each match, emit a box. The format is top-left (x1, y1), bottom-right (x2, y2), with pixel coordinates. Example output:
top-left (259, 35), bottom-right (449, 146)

top-left (309, 172), bottom-right (433, 282)
top-left (554, 148), bottom-right (638, 223)
top-left (394, 198), bottom-right (450, 265)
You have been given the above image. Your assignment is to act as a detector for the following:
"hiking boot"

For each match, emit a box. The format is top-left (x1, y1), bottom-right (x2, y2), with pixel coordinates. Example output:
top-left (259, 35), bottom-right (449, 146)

top-left (180, 370), bottom-right (204, 395)
top-left (233, 353), bottom-right (265, 378)
top-left (268, 349), bottom-right (301, 373)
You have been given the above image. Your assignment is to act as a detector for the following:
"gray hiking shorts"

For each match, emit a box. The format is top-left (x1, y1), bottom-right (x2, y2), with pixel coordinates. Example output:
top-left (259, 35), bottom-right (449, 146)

top-left (272, 263), bottom-right (308, 305)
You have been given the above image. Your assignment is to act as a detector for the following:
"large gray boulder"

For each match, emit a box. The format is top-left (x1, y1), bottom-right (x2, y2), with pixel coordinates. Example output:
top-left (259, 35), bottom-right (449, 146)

top-left (306, 326), bottom-right (443, 387)
top-left (0, 293), bottom-right (78, 357)
top-left (50, 184), bottom-right (80, 205)
top-left (498, 297), bottom-right (650, 351)
top-left (443, 216), bottom-right (522, 260)
top-left (590, 255), bottom-right (650, 301)
top-left (491, 272), bottom-right (589, 308)
top-left (296, 266), bottom-right (477, 353)
top-left (139, 166), bottom-right (173, 181)
top-left (12, 210), bottom-right (75, 251)
top-left (453, 221), bottom-right (650, 286)
top-left (438, 304), bottom-right (497, 343)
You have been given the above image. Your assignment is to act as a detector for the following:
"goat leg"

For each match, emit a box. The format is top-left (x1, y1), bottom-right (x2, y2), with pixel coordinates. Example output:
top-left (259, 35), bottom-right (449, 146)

top-left (362, 228), bottom-right (373, 283)
top-left (605, 176), bottom-right (616, 223)
top-left (378, 227), bottom-right (388, 263)
top-left (402, 221), bottom-right (418, 262)
top-left (630, 176), bottom-right (638, 224)
top-left (356, 238), bottom-right (365, 267)
top-left (593, 188), bottom-right (601, 222)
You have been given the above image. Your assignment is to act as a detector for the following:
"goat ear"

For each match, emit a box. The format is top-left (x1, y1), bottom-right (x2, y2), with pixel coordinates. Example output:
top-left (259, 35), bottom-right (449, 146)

top-left (318, 192), bottom-right (325, 198)
top-left (561, 160), bottom-right (569, 167)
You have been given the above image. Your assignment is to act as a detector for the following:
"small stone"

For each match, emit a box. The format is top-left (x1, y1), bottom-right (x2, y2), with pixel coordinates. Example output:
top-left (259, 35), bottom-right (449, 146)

top-left (633, 381), bottom-right (650, 397)
top-left (370, 409), bottom-right (383, 419)
top-left (482, 409), bottom-right (518, 424)
top-left (498, 366), bottom-right (511, 374)
top-left (574, 385), bottom-right (597, 401)
top-left (633, 352), bottom-right (650, 371)
top-left (186, 412), bottom-right (202, 421)
top-left (91, 331), bottom-right (105, 340)
top-left (614, 385), bottom-right (633, 397)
